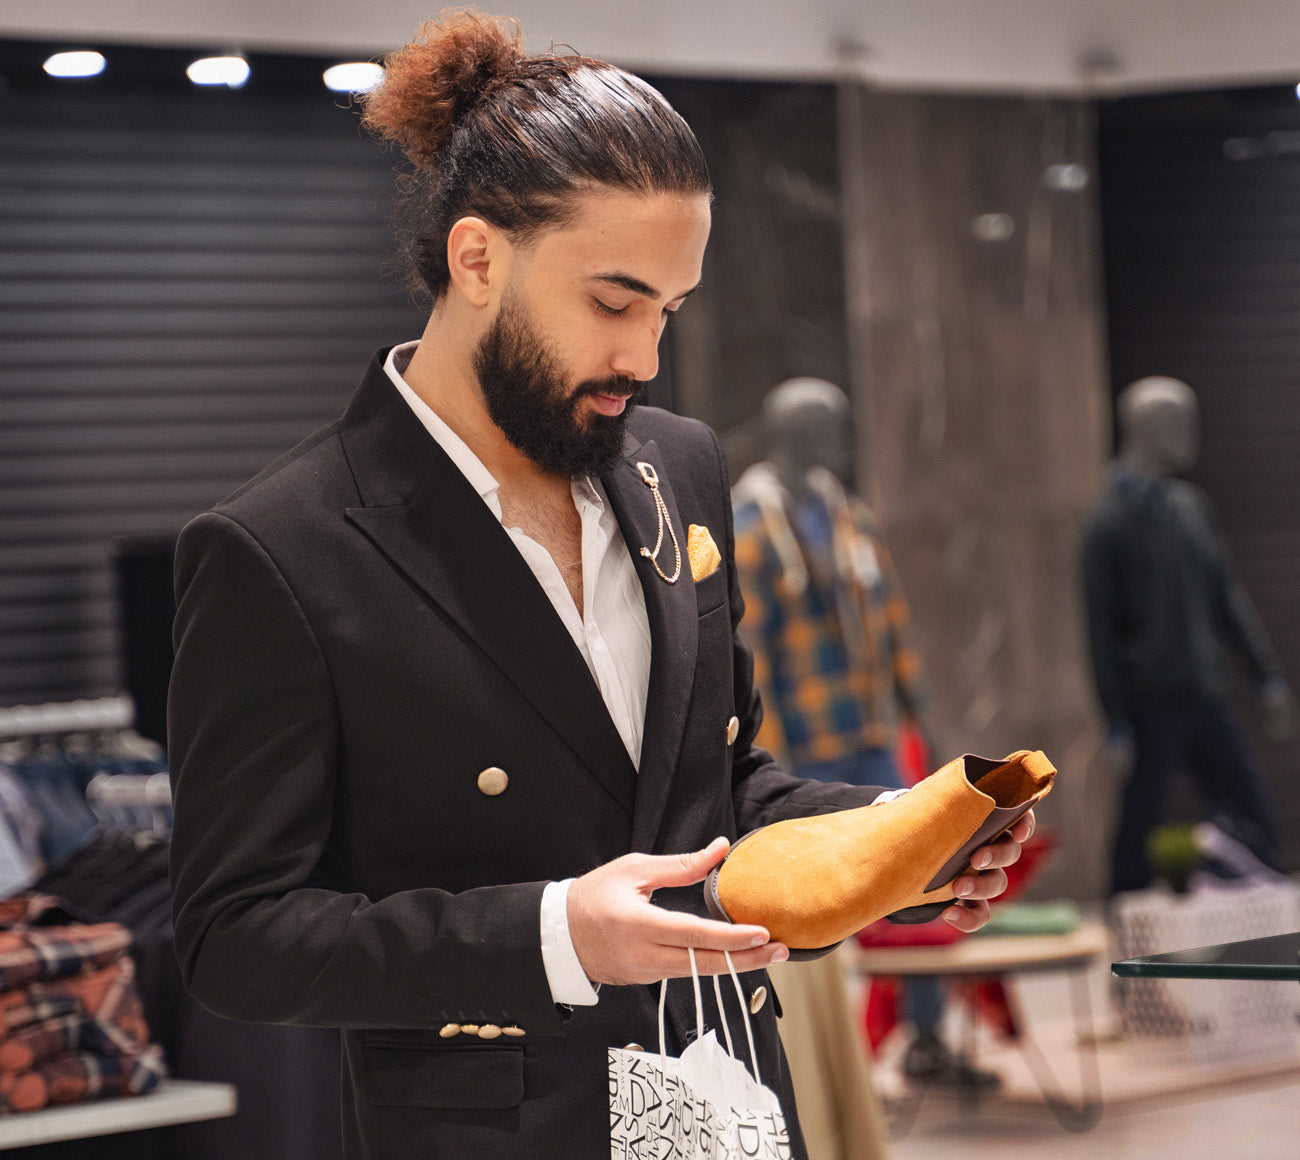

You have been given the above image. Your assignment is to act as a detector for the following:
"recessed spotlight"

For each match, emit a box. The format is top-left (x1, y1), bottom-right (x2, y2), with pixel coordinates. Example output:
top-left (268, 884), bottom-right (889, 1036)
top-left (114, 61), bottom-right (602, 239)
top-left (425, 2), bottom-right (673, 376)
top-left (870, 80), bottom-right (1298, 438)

top-left (186, 56), bottom-right (250, 88)
top-left (43, 50), bottom-right (106, 79)
top-left (323, 62), bottom-right (384, 93)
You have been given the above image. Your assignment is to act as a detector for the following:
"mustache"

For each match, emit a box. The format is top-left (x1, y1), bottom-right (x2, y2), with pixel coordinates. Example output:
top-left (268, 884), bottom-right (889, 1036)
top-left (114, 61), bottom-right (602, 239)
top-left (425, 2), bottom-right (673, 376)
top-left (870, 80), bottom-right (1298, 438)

top-left (574, 376), bottom-right (641, 400)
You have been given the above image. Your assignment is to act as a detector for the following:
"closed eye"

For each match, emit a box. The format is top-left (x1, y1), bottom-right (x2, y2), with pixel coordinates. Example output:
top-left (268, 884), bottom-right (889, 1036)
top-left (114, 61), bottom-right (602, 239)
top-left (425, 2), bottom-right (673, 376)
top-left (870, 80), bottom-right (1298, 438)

top-left (593, 299), bottom-right (627, 317)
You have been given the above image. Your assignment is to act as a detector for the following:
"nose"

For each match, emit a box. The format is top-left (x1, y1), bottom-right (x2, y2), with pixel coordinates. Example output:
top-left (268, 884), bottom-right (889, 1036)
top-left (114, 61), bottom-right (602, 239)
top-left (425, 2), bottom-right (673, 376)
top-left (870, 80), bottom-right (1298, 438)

top-left (610, 322), bottom-right (663, 383)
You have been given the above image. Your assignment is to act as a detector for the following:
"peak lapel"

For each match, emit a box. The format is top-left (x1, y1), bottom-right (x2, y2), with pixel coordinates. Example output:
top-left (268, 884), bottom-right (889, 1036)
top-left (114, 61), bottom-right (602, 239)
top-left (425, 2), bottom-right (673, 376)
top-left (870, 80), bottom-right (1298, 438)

top-left (340, 369), bottom-right (637, 819)
top-left (603, 437), bottom-right (699, 850)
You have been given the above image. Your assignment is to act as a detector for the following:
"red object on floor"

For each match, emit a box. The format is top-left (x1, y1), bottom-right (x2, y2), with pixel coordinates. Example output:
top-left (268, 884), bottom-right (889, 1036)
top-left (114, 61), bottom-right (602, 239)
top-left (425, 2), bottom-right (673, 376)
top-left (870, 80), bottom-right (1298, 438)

top-left (857, 828), bottom-right (1058, 1051)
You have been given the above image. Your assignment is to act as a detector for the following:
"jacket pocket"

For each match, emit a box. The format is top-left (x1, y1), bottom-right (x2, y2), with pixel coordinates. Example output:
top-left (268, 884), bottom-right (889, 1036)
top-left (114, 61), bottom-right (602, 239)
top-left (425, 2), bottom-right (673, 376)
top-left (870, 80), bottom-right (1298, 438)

top-left (361, 1042), bottom-right (525, 1109)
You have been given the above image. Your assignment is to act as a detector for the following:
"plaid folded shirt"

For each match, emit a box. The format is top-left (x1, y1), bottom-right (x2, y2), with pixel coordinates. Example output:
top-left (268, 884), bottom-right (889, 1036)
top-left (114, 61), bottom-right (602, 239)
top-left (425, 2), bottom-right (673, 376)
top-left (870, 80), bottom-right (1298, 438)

top-left (0, 958), bottom-right (152, 1073)
top-left (0, 895), bottom-right (131, 991)
top-left (0, 1046), bottom-right (165, 1113)
top-left (0, 895), bottom-right (164, 1114)
top-left (733, 474), bottom-right (929, 767)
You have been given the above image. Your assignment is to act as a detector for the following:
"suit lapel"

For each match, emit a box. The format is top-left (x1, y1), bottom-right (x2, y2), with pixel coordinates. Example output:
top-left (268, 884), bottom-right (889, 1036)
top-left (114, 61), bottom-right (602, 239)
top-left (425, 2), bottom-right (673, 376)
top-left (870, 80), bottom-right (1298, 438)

top-left (339, 360), bottom-right (638, 819)
top-left (602, 435), bottom-right (700, 851)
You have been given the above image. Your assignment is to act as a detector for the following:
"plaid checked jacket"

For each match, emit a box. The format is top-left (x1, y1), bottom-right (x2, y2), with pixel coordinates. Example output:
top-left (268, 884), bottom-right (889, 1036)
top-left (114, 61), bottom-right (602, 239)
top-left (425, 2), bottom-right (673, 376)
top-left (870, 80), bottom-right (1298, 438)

top-left (732, 465), bottom-right (929, 767)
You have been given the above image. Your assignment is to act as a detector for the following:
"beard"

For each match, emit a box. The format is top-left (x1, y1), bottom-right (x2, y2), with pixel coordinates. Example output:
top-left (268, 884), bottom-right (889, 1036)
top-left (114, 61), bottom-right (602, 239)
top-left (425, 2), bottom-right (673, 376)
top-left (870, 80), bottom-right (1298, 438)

top-left (473, 295), bottom-right (638, 478)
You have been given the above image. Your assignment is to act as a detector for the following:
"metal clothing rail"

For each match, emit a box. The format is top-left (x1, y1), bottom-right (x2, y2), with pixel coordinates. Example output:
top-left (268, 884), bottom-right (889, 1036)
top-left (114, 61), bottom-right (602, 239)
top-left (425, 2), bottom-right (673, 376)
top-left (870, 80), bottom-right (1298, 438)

top-left (0, 696), bottom-right (134, 740)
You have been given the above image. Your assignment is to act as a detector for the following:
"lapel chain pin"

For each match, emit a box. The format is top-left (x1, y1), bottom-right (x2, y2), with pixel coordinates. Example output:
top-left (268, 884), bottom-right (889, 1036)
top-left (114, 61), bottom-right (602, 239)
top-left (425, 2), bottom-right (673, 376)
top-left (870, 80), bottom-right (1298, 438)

top-left (636, 462), bottom-right (681, 584)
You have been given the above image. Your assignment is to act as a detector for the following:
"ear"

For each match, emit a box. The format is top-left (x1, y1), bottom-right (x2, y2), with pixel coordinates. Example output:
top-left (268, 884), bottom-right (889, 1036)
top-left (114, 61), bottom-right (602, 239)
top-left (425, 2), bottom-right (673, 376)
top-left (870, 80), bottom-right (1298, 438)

top-left (446, 216), bottom-right (505, 308)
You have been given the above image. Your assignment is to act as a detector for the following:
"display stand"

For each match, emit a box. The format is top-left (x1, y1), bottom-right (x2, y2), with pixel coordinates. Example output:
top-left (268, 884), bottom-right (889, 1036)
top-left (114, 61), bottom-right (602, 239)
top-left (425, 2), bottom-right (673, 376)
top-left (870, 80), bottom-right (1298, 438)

top-left (0, 1080), bottom-right (236, 1150)
top-left (853, 920), bottom-right (1109, 1133)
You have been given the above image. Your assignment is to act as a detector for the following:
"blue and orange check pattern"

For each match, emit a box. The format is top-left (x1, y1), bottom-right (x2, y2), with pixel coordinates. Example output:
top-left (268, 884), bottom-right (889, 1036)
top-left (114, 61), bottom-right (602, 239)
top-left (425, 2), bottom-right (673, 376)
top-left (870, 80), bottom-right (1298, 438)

top-left (733, 484), bottom-right (928, 767)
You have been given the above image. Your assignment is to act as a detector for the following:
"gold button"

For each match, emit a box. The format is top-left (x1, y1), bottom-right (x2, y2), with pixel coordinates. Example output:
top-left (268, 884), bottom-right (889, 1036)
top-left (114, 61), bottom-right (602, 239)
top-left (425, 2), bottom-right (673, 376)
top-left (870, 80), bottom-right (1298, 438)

top-left (502, 1026), bottom-right (526, 1037)
top-left (439, 1023), bottom-right (461, 1038)
top-left (460, 1023), bottom-right (480, 1035)
top-left (477, 1024), bottom-right (502, 1040)
top-left (725, 716), bottom-right (740, 746)
top-left (749, 986), bottom-right (768, 1015)
top-left (477, 767), bottom-right (508, 796)
top-left (623, 1043), bottom-right (644, 1052)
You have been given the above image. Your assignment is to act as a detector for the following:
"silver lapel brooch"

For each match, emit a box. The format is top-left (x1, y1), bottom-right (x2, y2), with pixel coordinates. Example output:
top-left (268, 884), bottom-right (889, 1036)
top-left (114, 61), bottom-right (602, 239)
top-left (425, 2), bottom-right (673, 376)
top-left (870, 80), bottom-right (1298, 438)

top-left (636, 462), bottom-right (681, 583)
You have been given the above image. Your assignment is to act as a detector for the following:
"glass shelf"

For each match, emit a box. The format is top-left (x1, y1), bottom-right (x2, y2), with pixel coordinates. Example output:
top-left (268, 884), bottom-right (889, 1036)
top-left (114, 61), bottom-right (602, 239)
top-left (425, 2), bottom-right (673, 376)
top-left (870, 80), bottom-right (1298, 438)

top-left (1112, 931), bottom-right (1300, 981)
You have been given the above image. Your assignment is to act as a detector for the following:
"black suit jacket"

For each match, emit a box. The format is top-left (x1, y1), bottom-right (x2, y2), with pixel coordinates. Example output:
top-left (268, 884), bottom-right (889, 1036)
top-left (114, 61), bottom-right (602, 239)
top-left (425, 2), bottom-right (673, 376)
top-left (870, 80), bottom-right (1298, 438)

top-left (168, 350), bottom-right (877, 1159)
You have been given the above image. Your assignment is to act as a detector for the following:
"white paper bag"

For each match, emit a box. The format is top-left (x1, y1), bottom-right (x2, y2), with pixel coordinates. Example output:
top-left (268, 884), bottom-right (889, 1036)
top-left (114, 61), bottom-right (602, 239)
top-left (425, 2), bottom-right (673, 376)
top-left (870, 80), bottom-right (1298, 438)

top-left (609, 950), bottom-right (792, 1159)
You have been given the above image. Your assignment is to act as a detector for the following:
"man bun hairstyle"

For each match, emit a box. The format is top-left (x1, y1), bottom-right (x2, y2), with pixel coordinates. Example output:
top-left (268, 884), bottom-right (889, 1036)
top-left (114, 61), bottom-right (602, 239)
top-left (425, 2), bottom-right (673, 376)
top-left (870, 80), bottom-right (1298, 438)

top-left (361, 10), bottom-right (711, 301)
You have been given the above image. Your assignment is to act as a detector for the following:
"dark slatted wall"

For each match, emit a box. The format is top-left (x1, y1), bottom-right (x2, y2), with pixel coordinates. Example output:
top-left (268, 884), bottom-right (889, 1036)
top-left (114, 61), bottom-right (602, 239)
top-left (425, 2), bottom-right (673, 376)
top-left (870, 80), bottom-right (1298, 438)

top-left (0, 77), bottom-right (425, 707)
top-left (1100, 86), bottom-right (1300, 868)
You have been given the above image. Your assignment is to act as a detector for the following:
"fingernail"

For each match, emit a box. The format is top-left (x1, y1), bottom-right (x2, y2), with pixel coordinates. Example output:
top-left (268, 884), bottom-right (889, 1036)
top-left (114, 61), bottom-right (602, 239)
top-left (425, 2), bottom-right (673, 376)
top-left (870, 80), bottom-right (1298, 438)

top-left (772, 946), bottom-right (789, 963)
top-left (955, 878), bottom-right (973, 897)
top-left (943, 908), bottom-right (962, 926)
top-left (973, 851), bottom-right (992, 870)
top-left (750, 932), bottom-right (769, 948)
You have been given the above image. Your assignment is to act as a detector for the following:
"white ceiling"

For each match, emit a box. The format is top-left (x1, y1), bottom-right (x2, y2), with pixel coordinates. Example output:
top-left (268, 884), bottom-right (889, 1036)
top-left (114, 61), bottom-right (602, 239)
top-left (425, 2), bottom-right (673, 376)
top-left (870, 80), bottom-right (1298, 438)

top-left (3, 0), bottom-right (1300, 93)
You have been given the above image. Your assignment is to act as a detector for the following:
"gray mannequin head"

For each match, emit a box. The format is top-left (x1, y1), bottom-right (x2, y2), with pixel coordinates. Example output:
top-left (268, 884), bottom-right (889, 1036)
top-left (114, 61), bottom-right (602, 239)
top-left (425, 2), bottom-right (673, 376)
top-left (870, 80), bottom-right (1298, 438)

top-left (1116, 376), bottom-right (1200, 477)
top-left (762, 377), bottom-right (856, 495)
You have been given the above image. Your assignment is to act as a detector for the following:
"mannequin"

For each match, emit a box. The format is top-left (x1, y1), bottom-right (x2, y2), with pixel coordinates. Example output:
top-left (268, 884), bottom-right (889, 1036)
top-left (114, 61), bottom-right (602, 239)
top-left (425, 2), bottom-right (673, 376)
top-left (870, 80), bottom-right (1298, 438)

top-left (1083, 376), bottom-right (1296, 895)
top-left (733, 378), bottom-right (999, 1092)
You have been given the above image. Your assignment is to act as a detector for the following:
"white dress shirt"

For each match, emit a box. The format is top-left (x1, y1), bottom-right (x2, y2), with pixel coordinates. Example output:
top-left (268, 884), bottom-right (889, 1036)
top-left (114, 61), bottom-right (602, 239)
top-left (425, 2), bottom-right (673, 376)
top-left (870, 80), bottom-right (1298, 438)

top-left (384, 342), bottom-right (650, 1005)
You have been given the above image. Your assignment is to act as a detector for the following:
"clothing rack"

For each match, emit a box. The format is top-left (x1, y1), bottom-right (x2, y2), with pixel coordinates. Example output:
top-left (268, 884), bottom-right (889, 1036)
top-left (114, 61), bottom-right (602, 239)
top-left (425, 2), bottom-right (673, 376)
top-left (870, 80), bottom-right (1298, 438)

top-left (86, 771), bottom-right (173, 833)
top-left (0, 696), bottom-right (134, 740)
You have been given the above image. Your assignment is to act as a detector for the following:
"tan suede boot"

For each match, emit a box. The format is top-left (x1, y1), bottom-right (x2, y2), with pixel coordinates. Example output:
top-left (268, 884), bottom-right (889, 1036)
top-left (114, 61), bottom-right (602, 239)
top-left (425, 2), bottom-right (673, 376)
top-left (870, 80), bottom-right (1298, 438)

top-left (705, 750), bottom-right (1055, 959)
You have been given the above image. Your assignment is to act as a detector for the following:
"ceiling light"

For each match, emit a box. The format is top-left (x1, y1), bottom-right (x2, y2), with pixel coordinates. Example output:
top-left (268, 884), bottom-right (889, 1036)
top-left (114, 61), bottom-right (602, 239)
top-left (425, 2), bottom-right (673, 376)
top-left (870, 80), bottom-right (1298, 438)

top-left (43, 51), bottom-right (106, 79)
top-left (323, 62), bottom-right (384, 93)
top-left (186, 56), bottom-right (250, 88)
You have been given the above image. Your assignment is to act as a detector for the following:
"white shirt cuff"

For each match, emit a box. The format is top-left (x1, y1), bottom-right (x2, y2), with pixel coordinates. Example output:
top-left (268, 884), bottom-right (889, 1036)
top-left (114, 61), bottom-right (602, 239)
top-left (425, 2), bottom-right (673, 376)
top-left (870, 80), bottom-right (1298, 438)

top-left (540, 879), bottom-right (600, 1006)
top-left (872, 787), bottom-right (910, 804)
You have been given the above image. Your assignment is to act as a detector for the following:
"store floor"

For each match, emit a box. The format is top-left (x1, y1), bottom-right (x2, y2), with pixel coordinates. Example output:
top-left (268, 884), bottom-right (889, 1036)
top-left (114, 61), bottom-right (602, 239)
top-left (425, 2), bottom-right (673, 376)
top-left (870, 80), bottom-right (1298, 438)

top-left (858, 933), bottom-right (1300, 1160)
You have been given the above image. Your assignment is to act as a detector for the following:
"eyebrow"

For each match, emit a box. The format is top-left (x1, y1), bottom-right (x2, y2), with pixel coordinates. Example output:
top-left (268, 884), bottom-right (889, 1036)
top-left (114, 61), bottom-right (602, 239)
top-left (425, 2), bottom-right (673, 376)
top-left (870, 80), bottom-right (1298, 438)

top-left (590, 272), bottom-right (703, 302)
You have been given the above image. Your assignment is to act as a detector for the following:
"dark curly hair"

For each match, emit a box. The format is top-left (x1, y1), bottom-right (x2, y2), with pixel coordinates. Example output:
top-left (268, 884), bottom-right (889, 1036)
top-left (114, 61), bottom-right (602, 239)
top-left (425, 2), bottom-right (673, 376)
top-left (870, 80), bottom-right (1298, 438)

top-left (361, 10), bottom-right (712, 302)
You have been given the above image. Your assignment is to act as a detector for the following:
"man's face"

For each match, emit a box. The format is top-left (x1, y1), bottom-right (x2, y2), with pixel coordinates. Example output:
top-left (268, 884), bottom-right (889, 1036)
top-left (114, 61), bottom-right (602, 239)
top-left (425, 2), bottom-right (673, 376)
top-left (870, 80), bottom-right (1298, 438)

top-left (473, 290), bottom-right (634, 476)
top-left (474, 189), bottom-right (711, 476)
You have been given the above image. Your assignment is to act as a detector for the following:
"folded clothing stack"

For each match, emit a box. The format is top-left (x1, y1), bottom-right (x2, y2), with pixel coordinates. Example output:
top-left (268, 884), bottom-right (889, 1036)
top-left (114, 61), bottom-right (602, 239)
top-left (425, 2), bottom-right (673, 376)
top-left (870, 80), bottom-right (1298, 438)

top-left (0, 894), bottom-right (165, 1114)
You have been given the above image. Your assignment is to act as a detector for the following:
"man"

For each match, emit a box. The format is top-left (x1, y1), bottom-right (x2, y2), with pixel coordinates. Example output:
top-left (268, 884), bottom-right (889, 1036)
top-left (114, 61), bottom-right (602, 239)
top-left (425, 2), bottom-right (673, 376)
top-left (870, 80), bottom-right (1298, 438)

top-left (1083, 375), bottom-right (1295, 895)
top-left (167, 14), bottom-right (1029, 1159)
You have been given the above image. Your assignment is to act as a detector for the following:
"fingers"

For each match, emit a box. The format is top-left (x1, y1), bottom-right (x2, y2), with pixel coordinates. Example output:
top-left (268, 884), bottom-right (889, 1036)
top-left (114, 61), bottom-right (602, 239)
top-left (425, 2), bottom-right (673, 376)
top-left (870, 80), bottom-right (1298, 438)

top-left (942, 898), bottom-right (991, 932)
top-left (651, 907), bottom-right (772, 955)
top-left (1009, 808), bottom-right (1036, 843)
top-left (637, 836), bottom-right (731, 891)
top-left (951, 865), bottom-right (1007, 901)
top-left (652, 943), bottom-right (790, 980)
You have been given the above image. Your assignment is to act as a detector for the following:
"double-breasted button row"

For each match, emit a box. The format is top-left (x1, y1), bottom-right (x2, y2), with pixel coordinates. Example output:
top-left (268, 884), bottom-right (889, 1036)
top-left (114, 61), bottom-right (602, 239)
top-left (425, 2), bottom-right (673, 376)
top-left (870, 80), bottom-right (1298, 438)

top-left (477, 767), bottom-right (509, 796)
top-left (439, 1022), bottom-right (525, 1039)
top-left (725, 716), bottom-right (740, 746)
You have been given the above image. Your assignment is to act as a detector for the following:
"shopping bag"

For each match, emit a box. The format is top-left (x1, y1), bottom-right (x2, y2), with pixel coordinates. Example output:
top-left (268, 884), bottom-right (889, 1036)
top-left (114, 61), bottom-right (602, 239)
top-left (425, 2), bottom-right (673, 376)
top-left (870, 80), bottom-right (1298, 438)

top-left (609, 949), bottom-right (792, 1159)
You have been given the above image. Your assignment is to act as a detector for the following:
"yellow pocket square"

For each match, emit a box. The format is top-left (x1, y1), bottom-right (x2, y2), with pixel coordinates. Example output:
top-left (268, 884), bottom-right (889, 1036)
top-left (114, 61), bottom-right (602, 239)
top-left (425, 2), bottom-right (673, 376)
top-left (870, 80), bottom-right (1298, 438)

top-left (688, 524), bottom-right (721, 583)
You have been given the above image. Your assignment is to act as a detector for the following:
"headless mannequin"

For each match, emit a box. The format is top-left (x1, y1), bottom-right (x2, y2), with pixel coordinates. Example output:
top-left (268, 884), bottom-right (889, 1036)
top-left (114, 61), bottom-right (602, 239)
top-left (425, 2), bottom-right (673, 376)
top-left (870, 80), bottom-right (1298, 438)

top-left (764, 377), bottom-right (856, 498)
top-left (1109, 377), bottom-right (1296, 751)
top-left (1086, 376), bottom-right (1295, 894)
top-left (744, 379), bottom-right (999, 1091)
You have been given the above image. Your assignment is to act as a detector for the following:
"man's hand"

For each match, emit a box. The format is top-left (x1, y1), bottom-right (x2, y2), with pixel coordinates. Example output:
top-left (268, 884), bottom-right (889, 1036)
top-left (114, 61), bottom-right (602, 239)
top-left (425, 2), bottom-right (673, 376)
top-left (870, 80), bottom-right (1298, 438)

top-left (941, 809), bottom-right (1036, 933)
top-left (567, 837), bottom-right (789, 985)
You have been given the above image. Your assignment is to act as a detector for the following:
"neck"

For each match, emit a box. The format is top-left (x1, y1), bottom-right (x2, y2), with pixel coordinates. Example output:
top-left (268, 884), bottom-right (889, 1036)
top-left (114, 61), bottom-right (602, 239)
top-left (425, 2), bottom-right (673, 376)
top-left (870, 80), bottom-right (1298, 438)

top-left (402, 299), bottom-right (569, 496)
top-left (1118, 445), bottom-right (1172, 479)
